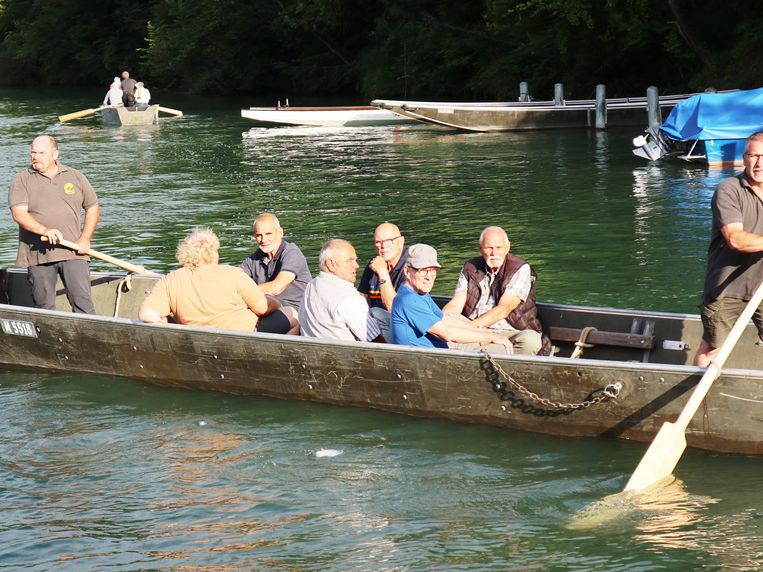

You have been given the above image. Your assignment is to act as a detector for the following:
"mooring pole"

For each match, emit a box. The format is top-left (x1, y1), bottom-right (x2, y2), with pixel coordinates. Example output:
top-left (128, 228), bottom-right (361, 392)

top-left (595, 84), bottom-right (607, 129)
top-left (554, 83), bottom-right (564, 106)
top-left (519, 82), bottom-right (530, 102)
top-left (647, 86), bottom-right (661, 130)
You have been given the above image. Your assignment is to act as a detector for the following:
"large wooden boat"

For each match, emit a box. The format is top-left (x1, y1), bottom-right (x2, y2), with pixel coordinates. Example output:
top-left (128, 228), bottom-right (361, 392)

top-left (372, 93), bottom-right (697, 132)
top-left (101, 104), bottom-right (161, 126)
top-left (241, 105), bottom-right (415, 127)
top-left (0, 268), bottom-right (761, 456)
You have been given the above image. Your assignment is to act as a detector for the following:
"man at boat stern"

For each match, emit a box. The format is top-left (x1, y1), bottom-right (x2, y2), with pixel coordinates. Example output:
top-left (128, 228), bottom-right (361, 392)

top-left (390, 244), bottom-right (512, 352)
top-left (358, 221), bottom-right (408, 340)
top-left (441, 226), bottom-right (550, 355)
top-left (8, 135), bottom-right (100, 313)
top-left (240, 212), bottom-right (311, 314)
top-left (694, 131), bottom-right (763, 366)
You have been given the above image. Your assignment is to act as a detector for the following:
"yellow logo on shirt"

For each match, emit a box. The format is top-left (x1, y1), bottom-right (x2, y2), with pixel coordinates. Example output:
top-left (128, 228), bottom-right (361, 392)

top-left (63, 183), bottom-right (76, 195)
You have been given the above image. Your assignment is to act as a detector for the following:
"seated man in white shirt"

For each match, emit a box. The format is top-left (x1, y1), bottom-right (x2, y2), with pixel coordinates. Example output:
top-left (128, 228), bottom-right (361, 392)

top-left (299, 238), bottom-right (384, 342)
top-left (442, 226), bottom-right (550, 355)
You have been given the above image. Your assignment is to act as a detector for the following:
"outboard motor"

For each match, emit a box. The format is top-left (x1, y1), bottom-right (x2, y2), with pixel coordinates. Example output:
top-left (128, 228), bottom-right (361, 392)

top-left (632, 127), bottom-right (671, 161)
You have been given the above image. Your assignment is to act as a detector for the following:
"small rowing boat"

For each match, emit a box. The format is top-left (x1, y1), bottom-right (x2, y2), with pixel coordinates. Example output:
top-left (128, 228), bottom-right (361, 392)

top-left (0, 267), bottom-right (761, 456)
top-left (101, 104), bottom-right (160, 126)
top-left (241, 105), bottom-right (416, 127)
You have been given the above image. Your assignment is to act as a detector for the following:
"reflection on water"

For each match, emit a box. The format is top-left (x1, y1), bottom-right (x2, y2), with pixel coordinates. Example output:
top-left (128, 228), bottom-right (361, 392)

top-left (1, 91), bottom-right (762, 570)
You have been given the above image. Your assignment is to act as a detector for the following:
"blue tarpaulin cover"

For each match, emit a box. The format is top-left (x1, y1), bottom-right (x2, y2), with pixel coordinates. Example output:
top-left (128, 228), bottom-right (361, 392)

top-left (661, 87), bottom-right (763, 141)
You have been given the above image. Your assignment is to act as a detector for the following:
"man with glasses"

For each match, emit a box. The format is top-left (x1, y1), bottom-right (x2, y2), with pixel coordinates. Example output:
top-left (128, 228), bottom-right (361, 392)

top-left (358, 222), bottom-right (408, 338)
top-left (390, 244), bottom-right (512, 352)
top-left (442, 226), bottom-right (550, 355)
top-left (694, 131), bottom-right (763, 366)
top-left (300, 239), bottom-right (384, 342)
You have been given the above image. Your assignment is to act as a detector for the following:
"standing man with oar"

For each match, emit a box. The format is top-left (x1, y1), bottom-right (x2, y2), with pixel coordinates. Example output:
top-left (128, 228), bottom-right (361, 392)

top-left (8, 135), bottom-right (100, 313)
top-left (694, 132), bottom-right (763, 366)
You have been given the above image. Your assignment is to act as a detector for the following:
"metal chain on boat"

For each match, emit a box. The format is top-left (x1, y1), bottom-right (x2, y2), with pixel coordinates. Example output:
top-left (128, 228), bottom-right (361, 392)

top-left (480, 349), bottom-right (622, 411)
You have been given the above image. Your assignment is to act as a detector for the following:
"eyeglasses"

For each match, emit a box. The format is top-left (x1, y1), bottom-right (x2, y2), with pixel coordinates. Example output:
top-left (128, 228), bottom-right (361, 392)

top-left (412, 267), bottom-right (438, 276)
top-left (374, 236), bottom-right (401, 248)
top-left (744, 153), bottom-right (763, 162)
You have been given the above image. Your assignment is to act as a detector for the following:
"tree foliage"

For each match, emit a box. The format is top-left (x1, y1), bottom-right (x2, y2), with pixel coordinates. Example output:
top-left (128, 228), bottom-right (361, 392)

top-left (0, 0), bottom-right (759, 98)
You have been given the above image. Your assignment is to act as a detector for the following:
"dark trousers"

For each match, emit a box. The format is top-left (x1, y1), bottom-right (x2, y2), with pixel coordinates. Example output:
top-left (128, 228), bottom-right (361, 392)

top-left (123, 93), bottom-right (136, 107)
top-left (28, 259), bottom-right (96, 314)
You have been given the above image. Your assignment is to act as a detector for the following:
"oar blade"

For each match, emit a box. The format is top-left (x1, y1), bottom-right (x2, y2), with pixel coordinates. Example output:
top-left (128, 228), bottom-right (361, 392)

top-left (624, 421), bottom-right (687, 492)
top-left (158, 106), bottom-right (183, 117)
top-left (58, 108), bottom-right (97, 122)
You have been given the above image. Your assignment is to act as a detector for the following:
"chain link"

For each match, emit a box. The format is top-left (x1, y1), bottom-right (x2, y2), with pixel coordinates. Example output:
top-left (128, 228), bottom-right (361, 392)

top-left (480, 349), bottom-right (622, 411)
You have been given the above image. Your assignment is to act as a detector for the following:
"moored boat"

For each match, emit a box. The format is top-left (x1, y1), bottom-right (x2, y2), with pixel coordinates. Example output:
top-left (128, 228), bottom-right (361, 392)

top-left (241, 105), bottom-right (415, 127)
top-left (372, 93), bottom-right (697, 133)
top-left (102, 104), bottom-right (160, 126)
top-left (632, 87), bottom-right (763, 166)
top-left (0, 268), bottom-right (761, 456)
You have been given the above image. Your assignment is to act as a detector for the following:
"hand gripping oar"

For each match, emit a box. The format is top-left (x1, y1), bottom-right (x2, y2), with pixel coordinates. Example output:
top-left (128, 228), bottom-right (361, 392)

top-left (624, 280), bottom-right (763, 492)
top-left (41, 236), bottom-right (159, 276)
top-left (58, 106), bottom-right (108, 123)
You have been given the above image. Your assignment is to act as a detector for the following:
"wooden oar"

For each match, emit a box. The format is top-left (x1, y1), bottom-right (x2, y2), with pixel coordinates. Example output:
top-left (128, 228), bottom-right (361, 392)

top-left (624, 280), bottom-right (763, 492)
top-left (41, 236), bottom-right (159, 276)
top-left (158, 106), bottom-right (183, 117)
top-left (58, 105), bottom-right (108, 123)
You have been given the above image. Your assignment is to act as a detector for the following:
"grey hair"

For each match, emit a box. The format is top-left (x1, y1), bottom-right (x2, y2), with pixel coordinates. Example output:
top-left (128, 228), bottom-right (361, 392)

top-left (253, 212), bottom-right (281, 231)
top-left (479, 226), bottom-right (510, 245)
top-left (319, 238), bottom-right (353, 271)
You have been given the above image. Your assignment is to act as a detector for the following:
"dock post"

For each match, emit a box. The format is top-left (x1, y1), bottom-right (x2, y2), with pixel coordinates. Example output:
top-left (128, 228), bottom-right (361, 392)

top-left (519, 82), bottom-right (530, 102)
top-left (595, 84), bottom-right (607, 129)
top-left (647, 86), bottom-right (661, 129)
top-left (554, 83), bottom-right (564, 105)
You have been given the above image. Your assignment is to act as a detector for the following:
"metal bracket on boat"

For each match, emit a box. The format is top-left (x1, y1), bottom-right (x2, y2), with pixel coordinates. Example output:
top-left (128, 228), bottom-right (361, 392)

top-left (480, 349), bottom-right (622, 412)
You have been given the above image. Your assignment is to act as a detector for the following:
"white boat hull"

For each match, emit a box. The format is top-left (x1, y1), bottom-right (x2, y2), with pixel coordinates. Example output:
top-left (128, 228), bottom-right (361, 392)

top-left (241, 106), bottom-right (414, 127)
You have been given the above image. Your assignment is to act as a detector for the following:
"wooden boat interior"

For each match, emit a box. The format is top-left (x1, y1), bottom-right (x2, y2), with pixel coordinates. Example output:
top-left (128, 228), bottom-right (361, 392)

top-left (1, 268), bottom-right (760, 371)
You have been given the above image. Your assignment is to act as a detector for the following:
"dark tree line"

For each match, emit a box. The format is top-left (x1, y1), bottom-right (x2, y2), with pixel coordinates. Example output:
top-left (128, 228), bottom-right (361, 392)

top-left (0, 0), bottom-right (760, 100)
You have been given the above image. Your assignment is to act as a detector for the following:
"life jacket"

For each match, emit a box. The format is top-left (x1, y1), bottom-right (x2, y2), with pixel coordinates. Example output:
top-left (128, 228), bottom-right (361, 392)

top-left (461, 254), bottom-right (551, 355)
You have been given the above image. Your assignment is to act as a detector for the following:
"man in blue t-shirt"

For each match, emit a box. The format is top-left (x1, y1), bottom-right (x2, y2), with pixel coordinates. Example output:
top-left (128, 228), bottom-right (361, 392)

top-left (390, 244), bottom-right (512, 352)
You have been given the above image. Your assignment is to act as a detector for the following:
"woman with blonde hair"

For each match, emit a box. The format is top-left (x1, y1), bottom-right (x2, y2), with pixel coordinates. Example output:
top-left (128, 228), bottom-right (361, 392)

top-left (139, 228), bottom-right (298, 334)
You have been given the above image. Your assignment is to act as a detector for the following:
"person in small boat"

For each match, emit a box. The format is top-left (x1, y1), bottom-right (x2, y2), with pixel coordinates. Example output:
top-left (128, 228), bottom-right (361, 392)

top-left (240, 212), bottom-right (311, 314)
top-left (134, 82), bottom-right (151, 107)
top-left (441, 226), bottom-right (550, 355)
top-left (694, 131), bottom-right (763, 367)
top-left (8, 135), bottom-right (100, 313)
top-left (120, 71), bottom-right (136, 107)
top-left (357, 221), bottom-right (408, 340)
top-left (299, 239), bottom-right (384, 342)
top-left (103, 79), bottom-right (123, 107)
top-left (390, 243), bottom-right (512, 352)
top-left (139, 227), bottom-right (298, 334)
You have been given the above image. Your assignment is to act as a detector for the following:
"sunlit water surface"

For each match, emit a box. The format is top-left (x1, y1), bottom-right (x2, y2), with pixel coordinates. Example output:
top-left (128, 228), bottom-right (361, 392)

top-left (0, 90), bottom-right (760, 570)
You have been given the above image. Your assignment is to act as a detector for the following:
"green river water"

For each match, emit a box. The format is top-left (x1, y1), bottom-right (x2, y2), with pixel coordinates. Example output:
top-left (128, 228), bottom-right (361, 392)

top-left (0, 89), bottom-right (760, 570)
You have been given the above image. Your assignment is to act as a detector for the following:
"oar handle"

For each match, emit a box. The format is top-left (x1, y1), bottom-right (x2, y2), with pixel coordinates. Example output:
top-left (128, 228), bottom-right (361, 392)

top-left (41, 236), bottom-right (159, 276)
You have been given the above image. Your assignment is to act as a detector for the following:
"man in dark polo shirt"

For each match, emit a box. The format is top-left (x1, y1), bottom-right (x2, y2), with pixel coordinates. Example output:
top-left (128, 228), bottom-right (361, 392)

top-left (240, 212), bottom-right (311, 312)
top-left (121, 71), bottom-right (137, 107)
top-left (9, 135), bottom-right (100, 313)
top-left (694, 131), bottom-right (763, 366)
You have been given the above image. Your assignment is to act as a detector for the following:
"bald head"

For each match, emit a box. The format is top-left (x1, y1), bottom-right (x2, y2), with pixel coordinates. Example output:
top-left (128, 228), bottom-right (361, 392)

top-left (479, 226), bottom-right (511, 272)
top-left (373, 221), bottom-right (405, 263)
top-left (30, 135), bottom-right (59, 176)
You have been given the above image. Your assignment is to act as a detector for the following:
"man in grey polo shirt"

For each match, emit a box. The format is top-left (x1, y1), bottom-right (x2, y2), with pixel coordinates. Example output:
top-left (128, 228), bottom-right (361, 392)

top-left (299, 239), bottom-right (383, 342)
top-left (240, 212), bottom-right (311, 312)
top-left (8, 135), bottom-right (100, 313)
top-left (694, 131), bottom-right (763, 366)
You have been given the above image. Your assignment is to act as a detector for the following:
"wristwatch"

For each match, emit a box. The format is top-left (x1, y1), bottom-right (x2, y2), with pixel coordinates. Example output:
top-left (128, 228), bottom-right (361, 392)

top-left (379, 278), bottom-right (388, 285)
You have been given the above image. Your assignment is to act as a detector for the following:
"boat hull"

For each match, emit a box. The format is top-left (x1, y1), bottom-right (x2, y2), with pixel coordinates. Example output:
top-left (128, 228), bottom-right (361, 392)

top-left (373, 98), bottom-right (687, 132)
top-left (0, 269), bottom-right (761, 455)
top-left (102, 105), bottom-right (160, 126)
top-left (241, 106), bottom-right (414, 127)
